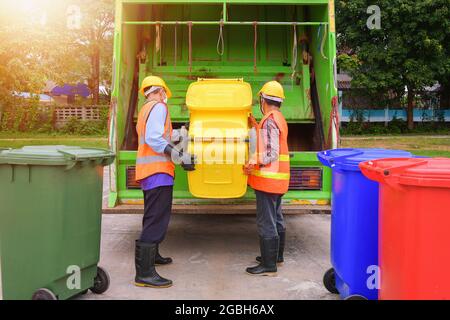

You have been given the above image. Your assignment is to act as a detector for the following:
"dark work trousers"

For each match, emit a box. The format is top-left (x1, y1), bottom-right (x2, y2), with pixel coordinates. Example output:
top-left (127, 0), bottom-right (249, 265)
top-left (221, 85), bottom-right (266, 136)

top-left (255, 190), bottom-right (286, 239)
top-left (140, 186), bottom-right (174, 244)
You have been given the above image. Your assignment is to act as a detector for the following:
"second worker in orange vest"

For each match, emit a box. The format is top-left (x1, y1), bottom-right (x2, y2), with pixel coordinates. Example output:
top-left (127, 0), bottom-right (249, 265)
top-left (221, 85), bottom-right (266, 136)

top-left (245, 81), bottom-right (290, 277)
top-left (134, 76), bottom-right (196, 289)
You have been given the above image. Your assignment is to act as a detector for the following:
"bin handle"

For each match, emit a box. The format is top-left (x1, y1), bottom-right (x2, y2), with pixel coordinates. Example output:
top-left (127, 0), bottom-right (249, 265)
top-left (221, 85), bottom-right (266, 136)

top-left (380, 159), bottom-right (429, 177)
top-left (361, 159), bottom-right (428, 177)
top-left (360, 158), bottom-right (429, 189)
top-left (57, 148), bottom-right (115, 170)
top-left (57, 148), bottom-right (115, 161)
top-left (197, 78), bottom-right (244, 82)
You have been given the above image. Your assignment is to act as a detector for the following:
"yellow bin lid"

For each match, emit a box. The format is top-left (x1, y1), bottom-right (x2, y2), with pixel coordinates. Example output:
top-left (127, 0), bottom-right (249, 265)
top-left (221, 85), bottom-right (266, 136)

top-left (186, 78), bottom-right (253, 111)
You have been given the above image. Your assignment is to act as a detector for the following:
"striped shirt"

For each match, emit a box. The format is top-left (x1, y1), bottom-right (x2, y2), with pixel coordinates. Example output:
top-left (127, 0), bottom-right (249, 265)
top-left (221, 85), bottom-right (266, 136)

top-left (260, 115), bottom-right (280, 166)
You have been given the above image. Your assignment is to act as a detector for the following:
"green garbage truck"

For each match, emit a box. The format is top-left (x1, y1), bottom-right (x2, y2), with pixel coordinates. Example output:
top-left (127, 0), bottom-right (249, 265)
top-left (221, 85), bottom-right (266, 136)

top-left (107, 0), bottom-right (338, 213)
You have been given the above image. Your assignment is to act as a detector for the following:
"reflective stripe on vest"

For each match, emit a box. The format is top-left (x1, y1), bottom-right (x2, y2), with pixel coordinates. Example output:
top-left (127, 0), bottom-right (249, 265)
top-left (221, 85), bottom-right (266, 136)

top-left (248, 110), bottom-right (290, 194)
top-left (135, 100), bottom-right (175, 182)
top-left (252, 170), bottom-right (290, 180)
top-left (136, 155), bottom-right (171, 165)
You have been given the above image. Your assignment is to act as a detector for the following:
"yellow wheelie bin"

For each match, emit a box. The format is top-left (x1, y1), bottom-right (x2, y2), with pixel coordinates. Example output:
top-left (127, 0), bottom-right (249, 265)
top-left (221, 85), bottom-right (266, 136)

top-left (186, 79), bottom-right (253, 199)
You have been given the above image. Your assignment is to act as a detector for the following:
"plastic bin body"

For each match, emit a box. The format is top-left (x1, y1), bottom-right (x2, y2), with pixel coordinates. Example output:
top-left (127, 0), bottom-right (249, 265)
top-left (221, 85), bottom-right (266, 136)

top-left (318, 148), bottom-right (413, 300)
top-left (0, 146), bottom-right (114, 300)
top-left (186, 79), bottom-right (252, 199)
top-left (360, 158), bottom-right (450, 300)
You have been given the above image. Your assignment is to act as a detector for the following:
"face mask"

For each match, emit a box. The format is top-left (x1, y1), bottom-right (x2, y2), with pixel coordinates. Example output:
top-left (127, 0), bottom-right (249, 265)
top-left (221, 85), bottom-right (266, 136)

top-left (162, 92), bottom-right (168, 104)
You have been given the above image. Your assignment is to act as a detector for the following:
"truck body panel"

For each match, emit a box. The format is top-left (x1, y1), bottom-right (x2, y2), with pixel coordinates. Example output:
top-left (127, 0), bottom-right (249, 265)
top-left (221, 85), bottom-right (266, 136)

top-left (108, 0), bottom-right (338, 210)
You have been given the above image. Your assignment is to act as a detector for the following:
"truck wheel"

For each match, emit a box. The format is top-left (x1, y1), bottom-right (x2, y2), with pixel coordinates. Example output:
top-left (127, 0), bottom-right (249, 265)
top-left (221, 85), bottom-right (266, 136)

top-left (90, 266), bottom-right (110, 295)
top-left (345, 295), bottom-right (368, 300)
top-left (323, 268), bottom-right (339, 294)
top-left (32, 288), bottom-right (58, 300)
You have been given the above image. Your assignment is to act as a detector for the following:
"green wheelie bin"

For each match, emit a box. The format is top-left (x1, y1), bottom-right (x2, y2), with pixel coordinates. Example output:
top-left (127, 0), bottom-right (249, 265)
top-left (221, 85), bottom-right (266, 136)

top-left (0, 146), bottom-right (115, 300)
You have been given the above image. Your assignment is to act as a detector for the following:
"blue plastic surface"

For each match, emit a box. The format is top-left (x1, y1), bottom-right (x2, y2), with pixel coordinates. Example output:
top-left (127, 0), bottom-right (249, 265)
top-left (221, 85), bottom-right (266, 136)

top-left (317, 148), bottom-right (413, 300)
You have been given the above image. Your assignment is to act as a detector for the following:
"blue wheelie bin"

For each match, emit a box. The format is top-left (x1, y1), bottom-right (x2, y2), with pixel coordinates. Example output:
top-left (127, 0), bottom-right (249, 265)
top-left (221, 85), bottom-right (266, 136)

top-left (318, 148), bottom-right (413, 300)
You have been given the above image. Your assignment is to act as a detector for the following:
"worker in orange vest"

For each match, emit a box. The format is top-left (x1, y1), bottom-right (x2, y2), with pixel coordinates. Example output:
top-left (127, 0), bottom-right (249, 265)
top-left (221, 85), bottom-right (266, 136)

top-left (245, 81), bottom-right (290, 276)
top-left (135, 76), bottom-right (195, 289)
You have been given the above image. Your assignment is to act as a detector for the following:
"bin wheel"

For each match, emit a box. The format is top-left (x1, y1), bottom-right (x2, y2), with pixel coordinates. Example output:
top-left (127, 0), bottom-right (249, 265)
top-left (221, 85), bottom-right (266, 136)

top-left (90, 266), bottom-right (110, 295)
top-left (345, 295), bottom-right (368, 301)
top-left (323, 268), bottom-right (339, 294)
top-left (32, 288), bottom-right (58, 300)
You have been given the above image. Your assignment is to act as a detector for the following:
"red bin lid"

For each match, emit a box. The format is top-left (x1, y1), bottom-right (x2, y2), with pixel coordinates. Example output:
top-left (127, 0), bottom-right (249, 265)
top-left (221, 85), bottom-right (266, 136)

top-left (359, 158), bottom-right (450, 188)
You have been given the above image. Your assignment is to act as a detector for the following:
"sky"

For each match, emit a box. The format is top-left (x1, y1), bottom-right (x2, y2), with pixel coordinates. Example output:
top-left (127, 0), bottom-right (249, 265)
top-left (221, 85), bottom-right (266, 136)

top-left (0, 0), bottom-right (75, 27)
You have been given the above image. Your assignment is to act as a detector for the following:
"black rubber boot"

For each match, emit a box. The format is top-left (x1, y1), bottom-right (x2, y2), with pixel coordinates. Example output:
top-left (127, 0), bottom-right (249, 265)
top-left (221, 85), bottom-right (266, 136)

top-left (246, 237), bottom-right (279, 276)
top-left (256, 231), bottom-right (285, 264)
top-left (135, 241), bottom-right (173, 288)
top-left (156, 244), bottom-right (173, 266)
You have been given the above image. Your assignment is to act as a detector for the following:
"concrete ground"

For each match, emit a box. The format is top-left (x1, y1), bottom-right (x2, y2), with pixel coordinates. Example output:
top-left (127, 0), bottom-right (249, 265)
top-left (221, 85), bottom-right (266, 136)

top-left (81, 213), bottom-right (336, 300)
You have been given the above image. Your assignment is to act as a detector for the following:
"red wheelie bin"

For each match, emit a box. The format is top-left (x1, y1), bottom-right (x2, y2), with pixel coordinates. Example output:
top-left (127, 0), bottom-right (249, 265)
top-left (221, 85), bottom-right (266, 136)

top-left (360, 158), bottom-right (450, 300)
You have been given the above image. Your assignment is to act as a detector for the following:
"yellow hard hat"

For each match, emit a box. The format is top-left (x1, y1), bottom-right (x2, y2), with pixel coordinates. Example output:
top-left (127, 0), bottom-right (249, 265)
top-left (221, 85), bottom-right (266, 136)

top-left (140, 76), bottom-right (172, 99)
top-left (258, 81), bottom-right (286, 101)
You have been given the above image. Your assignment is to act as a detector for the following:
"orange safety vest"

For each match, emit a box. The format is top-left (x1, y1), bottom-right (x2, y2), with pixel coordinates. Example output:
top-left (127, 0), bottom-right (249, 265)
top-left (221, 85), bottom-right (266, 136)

top-left (135, 100), bottom-right (175, 182)
top-left (248, 110), bottom-right (290, 195)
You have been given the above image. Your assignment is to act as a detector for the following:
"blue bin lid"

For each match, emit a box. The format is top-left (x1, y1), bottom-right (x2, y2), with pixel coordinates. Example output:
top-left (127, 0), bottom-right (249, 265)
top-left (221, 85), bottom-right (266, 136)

top-left (317, 148), bottom-right (413, 171)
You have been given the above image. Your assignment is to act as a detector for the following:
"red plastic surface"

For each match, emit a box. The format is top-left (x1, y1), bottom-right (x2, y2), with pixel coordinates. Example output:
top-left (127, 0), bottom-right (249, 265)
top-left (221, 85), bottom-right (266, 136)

top-left (361, 157), bottom-right (450, 300)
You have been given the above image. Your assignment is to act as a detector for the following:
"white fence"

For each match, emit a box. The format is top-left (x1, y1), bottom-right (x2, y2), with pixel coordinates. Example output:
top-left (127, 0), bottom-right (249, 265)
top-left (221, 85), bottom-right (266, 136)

top-left (55, 105), bottom-right (107, 128)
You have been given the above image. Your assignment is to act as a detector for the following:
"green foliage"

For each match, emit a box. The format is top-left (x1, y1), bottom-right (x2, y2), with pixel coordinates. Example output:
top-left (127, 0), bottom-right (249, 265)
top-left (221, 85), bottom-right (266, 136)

top-left (60, 118), bottom-right (104, 135)
top-left (341, 115), bottom-right (449, 136)
top-left (338, 0), bottom-right (449, 91)
top-left (60, 107), bottom-right (109, 135)
top-left (337, 0), bottom-right (450, 127)
top-left (388, 116), bottom-right (408, 134)
top-left (337, 54), bottom-right (360, 74)
top-left (0, 0), bottom-right (114, 107)
top-left (0, 99), bottom-right (55, 133)
top-left (0, 100), bottom-right (109, 136)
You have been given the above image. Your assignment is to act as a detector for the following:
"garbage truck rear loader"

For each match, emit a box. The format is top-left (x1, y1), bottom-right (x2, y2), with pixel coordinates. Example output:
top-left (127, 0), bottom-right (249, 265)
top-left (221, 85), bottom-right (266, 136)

top-left (107, 0), bottom-right (338, 213)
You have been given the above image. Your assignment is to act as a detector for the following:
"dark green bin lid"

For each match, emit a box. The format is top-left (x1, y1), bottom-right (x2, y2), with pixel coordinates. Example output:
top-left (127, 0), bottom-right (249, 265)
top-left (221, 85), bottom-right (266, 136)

top-left (0, 146), bottom-right (115, 167)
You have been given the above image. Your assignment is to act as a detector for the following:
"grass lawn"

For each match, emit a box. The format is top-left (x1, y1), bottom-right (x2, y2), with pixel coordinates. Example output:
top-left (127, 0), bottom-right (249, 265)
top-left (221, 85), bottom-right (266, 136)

top-left (341, 135), bottom-right (450, 158)
top-left (0, 132), bottom-right (108, 149)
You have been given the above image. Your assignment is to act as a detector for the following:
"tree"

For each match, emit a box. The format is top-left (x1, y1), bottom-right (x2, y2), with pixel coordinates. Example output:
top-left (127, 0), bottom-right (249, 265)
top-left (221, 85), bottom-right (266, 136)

top-left (65, 0), bottom-right (114, 104)
top-left (337, 0), bottom-right (450, 129)
top-left (0, 0), bottom-right (114, 108)
top-left (0, 1), bottom-right (59, 115)
top-left (435, 6), bottom-right (450, 110)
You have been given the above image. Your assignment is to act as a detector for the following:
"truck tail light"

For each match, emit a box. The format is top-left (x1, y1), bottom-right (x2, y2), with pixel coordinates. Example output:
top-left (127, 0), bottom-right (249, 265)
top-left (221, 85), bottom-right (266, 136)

top-left (289, 168), bottom-right (323, 191)
top-left (126, 166), bottom-right (140, 190)
top-left (128, 167), bottom-right (323, 191)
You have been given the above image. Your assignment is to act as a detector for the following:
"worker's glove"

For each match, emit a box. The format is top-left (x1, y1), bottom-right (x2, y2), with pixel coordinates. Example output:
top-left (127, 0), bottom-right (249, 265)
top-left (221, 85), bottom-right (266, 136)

top-left (248, 115), bottom-right (258, 128)
top-left (171, 126), bottom-right (189, 145)
top-left (164, 144), bottom-right (196, 172)
top-left (171, 129), bottom-right (182, 143)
